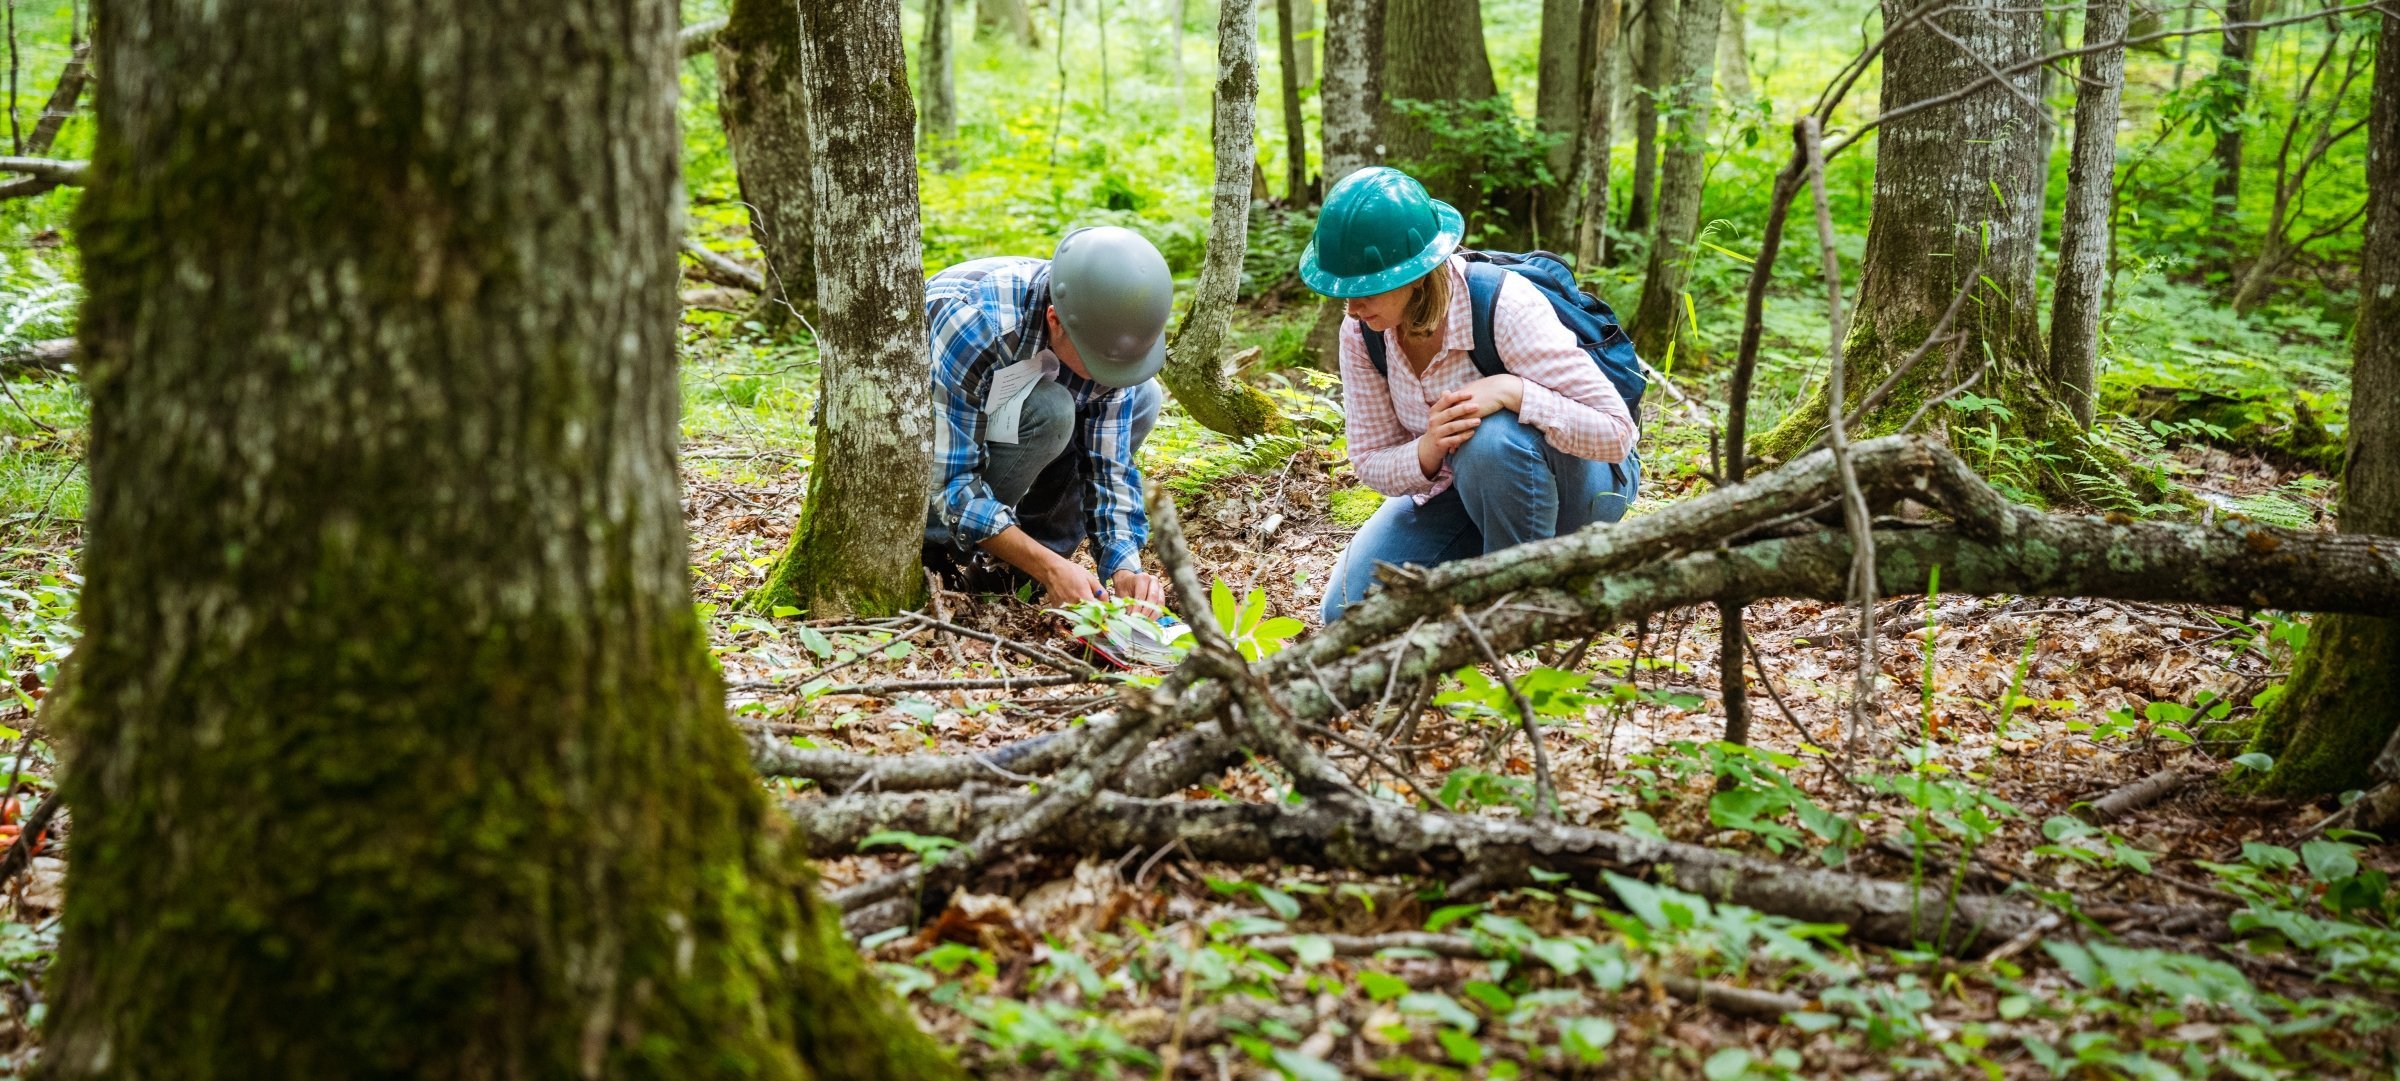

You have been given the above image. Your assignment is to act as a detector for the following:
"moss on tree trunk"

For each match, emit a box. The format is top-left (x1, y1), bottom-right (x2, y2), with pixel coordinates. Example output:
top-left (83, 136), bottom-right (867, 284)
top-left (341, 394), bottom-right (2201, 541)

top-left (2243, 8), bottom-right (2399, 799)
top-left (39, 1), bottom-right (956, 1076)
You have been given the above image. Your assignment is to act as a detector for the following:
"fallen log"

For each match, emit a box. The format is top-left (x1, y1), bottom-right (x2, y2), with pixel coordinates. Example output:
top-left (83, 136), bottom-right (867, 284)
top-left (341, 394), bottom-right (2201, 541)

top-left (680, 236), bottom-right (766, 292)
top-left (787, 789), bottom-right (2054, 954)
top-left (1240, 931), bottom-right (1816, 1022)
top-left (2078, 767), bottom-right (2189, 823)
top-left (0, 338), bottom-right (74, 375)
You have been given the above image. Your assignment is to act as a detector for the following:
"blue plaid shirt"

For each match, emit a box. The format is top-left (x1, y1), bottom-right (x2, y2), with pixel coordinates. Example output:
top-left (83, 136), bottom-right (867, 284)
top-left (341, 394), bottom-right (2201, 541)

top-left (926, 257), bottom-right (1150, 579)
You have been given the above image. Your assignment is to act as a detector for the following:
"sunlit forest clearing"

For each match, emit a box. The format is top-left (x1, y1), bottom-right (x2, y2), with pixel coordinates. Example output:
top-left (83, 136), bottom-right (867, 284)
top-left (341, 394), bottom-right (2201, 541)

top-left (0, 0), bottom-right (2394, 1076)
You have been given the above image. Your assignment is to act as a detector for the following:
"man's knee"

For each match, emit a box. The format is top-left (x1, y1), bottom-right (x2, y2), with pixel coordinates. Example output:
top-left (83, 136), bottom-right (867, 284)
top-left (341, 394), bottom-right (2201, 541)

top-left (1450, 410), bottom-right (1544, 477)
top-left (1016, 379), bottom-right (1078, 457)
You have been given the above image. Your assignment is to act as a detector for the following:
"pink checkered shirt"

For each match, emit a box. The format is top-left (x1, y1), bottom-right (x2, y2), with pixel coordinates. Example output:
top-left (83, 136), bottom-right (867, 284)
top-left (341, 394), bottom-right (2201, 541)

top-left (1340, 255), bottom-right (1637, 500)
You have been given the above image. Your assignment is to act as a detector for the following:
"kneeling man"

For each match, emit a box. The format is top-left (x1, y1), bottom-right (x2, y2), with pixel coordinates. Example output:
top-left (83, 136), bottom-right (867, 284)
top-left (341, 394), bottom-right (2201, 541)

top-left (923, 226), bottom-right (1171, 611)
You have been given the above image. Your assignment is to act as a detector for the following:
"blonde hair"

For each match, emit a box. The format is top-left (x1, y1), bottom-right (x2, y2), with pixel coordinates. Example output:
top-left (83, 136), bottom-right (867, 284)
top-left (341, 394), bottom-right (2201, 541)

top-left (1400, 263), bottom-right (1450, 338)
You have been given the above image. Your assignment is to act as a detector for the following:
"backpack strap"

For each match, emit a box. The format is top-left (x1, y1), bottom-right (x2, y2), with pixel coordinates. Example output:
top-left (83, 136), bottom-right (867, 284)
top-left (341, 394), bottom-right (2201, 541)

top-left (1462, 261), bottom-right (1509, 379)
top-left (1357, 318), bottom-right (1388, 377)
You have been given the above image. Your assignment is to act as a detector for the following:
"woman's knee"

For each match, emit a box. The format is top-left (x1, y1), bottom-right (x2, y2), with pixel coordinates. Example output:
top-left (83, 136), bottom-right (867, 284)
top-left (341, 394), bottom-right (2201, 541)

top-left (1450, 410), bottom-right (1545, 480)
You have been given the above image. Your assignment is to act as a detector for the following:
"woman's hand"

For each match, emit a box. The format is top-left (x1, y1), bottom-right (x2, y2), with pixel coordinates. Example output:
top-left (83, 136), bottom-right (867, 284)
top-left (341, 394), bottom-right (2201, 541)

top-left (1434, 374), bottom-right (1524, 420)
top-left (1416, 398), bottom-right (1482, 478)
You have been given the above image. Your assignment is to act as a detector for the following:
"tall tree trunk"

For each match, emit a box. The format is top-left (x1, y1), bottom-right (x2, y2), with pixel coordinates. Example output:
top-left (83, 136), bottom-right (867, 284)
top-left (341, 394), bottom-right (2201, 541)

top-left (2213, 0), bottom-right (2256, 208)
top-left (1754, 0), bottom-right (2054, 463)
top-left (1716, 0), bottom-right (1752, 102)
top-left (978, 0), bottom-right (1041, 46)
top-left (715, 0), bottom-right (818, 322)
top-left (1537, 0), bottom-right (1588, 244)
top-left (1160, 0), bottom-right (1285, 436)
top-left (1622, 0), bottom-right (1676, 237)
top-left (2034, 12), bottom-right (2063, 214)
top-left (2046, 0), bottom-right (2126, 430)
top-left (1575, 0), bottom-right (1624, 269)
top-left (1318, 0), bottom-right (1383, 185)
top-left (2243, 10), bottom-right (2400, 799)
top-left (40, 0), bottom-right (956, 1075)
top-left (1379, 0), bottom-right (1497, 201)
top-left (1628, 0), bottom-right (1720, 364)
top-left (758, 0), bottom-right (940, 617)
top-left (1294, 0), bottom-right (1316, 86)
top-left (923, 0), bottom-right (961, 168)
top-left (1277, 0), bottom-right (1310, 202)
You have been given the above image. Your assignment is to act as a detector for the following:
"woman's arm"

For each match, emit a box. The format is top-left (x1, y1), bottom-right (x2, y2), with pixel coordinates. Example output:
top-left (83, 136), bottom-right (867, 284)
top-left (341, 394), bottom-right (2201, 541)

top-left (1485, 274), bottom-right (1636, 463)
top-left (1339, 318), bottom-right (1447, 495)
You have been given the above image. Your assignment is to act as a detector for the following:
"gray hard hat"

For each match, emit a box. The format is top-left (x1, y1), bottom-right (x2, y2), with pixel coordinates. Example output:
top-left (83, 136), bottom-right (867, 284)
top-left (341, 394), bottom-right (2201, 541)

top-left (1049, 226), bottom-right (1173, 388)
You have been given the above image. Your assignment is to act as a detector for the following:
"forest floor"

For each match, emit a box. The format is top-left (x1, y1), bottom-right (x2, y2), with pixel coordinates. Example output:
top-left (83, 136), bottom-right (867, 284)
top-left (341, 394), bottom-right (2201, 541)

top-left (0, 327), bottom-right (2389, 1079)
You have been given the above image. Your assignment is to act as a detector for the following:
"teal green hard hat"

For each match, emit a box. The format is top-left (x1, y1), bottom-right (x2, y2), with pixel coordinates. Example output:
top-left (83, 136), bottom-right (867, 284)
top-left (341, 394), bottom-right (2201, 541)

top-left (1050, 225), bottom-right (1173, 388)
top-left (1299, 167), bottom-right (1464, 298)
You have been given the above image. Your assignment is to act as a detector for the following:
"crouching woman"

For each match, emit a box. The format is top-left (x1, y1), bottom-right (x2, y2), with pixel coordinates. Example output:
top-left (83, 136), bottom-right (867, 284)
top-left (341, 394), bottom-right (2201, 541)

top-left (1304, 167), bottom-right (1640, 622)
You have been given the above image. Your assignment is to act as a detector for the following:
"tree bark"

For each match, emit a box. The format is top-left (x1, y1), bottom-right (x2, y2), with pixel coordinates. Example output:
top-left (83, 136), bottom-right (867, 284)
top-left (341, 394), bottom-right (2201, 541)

top-left (1573, 0), bottom-right (1623, 269)
top-left (40, 0), bottom-right (956, 1075)
top-left (2244, 8), bottom-right (2400, 799)
top-left (1754, 0), bottom-right (2055, 464)
top-left (757, 0), bottom-right (940, 618)
top-left (977, 0), bottom-right (1041, 46)
top-left (2213, 0), bottom-right (2255, 209)
top-left (1160, 0), bottom-right (1285, 437)
top-left (1276, 0), bottom-right (1310, 202)
top-left (1716, 0), bottom-right (1752, 102)
top-left (714, 0), bottom-right (818, 322)
top-left (1536, 0), bottom-right (1588, 243)
top-left (1628, 0), bottom-right (1720, 364)
top-left (1622, 0), bottom-right (1676, 238)
top-left (1318, 0), bottom-right (1383, 185)
top-left (921, 0), bottom-right (961, 168)
top-left (1379, 0), bottom-right (1497, 197)
top-left (2046, 0), bottom-right (2127, 430)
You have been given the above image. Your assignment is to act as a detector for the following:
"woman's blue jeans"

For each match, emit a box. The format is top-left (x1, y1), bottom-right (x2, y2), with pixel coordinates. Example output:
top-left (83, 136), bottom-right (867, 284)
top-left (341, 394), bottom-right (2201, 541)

top-left (1321, 409), bottom-right (1638, 623)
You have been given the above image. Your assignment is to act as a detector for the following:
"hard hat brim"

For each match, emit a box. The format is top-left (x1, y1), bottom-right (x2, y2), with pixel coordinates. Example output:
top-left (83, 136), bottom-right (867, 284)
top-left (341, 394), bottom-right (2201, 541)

top-left (1296, 199), bottom-right (1465, 299)
top-left (1067, 325), bottom-right (1168, 389)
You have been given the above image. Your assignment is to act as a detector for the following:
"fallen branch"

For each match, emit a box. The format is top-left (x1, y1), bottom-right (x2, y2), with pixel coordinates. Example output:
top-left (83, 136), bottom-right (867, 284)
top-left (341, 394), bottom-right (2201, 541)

top-left (680, 15), bottom-right (728, 58)
top-left (0, 792), bottom-right (58, 885)
top-left (0, 42), bottom-right (90, 201)
top-left (2078, 767), bottom-right (2188, 824)
top-left (819, 672), bottom-right (1100, 696)
top-left (0, 338), bottom-right (73, 375)
top-left (0, 156), bottom-right (87, 187)
top-left (680, 236), bottom-right (766, 292)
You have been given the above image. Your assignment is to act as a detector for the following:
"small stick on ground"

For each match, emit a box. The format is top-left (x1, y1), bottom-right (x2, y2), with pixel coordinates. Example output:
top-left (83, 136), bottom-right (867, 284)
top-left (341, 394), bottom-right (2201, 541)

top-left (2078, 767), bottom-right (2189, 824)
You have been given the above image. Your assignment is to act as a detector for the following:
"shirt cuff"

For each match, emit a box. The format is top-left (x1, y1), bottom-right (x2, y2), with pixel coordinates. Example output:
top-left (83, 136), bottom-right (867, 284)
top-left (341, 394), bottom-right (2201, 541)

top-left (1516, 381), bottom-right (1563, 436)
top-left (952, 499), bottom-right (1019, 546)
top-left (1095, 540), bottom-right (1141, 581)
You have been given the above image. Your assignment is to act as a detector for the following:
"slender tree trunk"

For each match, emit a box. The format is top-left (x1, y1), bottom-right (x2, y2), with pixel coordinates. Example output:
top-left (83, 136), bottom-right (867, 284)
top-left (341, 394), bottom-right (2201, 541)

top-left (758, 0), bottom-right (939, 617)
top-left (2214, 0), bottom-right (2255, 208)
top-left (2046, 0), bottom-right (2126, 430)
top-left (1537, 0), bottom-right (1588, 243)
top-left (1379, 0), bottom-right (1497, 193)
top-left (923, 0), bottom-right (960, 168)
top-left (1575, 0), bottom-right (1623, 269)
top-left (1623, 0), bottom-right (1676, 237)
top-left (1318, 0), bottom-right (1383, 185)
top-left (715, 0), bottom-right (818, 322)
top-left (1717, 0), bottom-right (1752, 102)
top-left (978, 0), bottom-right (1040, 46)
top-left (1294, 0), bottom-right (1316, 86)
top-left (2034, 12), bottom-right (2063, 214)
top-left (1754, 0), bottom-right (2055, 463)
top-left (1277, 0), bottom-right (1310, 202)
top-left (1160, 0), bottom-right (1285, 436)
top-left (40, 0), bottom-right (956, 1075)
top-left (2244, 10), bottom-right (2400, 799)
top-left (1628, 0), bottom-right (1720, 364)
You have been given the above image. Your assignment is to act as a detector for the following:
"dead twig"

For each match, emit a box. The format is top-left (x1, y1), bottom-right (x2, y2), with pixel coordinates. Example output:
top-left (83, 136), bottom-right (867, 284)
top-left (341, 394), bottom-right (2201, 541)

top-left (1453, 605), bottom-right (1556, 819)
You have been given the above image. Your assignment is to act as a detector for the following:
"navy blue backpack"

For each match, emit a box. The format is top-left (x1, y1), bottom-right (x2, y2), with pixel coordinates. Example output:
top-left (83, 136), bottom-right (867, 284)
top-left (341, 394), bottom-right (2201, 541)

top-left (1357, 250), bottom-right (1646, 424)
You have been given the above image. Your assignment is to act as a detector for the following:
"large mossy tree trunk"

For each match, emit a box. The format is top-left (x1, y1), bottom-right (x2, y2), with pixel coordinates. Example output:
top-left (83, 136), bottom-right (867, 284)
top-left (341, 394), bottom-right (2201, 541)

top-left (714, 0), bottom-right (818, 322)
top-left (1160, 0), bottom-right (1285, 437)
top-left (757, 0), bottom-right (940, 617)
top-left (1621, 0), bottom-right (1676, 238)
top-left (1627, 0), bottom-right (1721, 364)
top-left (1380, 0), bottom-right (1497, 209)
top-left (2046, 0), bottom-right (2127, 430)
top-left (2242, 10), bottom-right (2400, 799)
top-left (40, 0), bottom-right (957, 1076)
top-left (1753, 0), bottom-right (2061, 466)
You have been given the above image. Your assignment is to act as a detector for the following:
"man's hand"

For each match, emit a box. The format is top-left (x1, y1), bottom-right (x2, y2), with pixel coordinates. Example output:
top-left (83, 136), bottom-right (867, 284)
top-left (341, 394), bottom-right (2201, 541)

top-left (1417, 398), bottom-right (1483, 478)
top-left (1111, 568), bottom-right (1166, 616)
top-left (1434, 374), bottom-right (1524, 420)
top-left (1036, 560), bottom-right (1106, 609)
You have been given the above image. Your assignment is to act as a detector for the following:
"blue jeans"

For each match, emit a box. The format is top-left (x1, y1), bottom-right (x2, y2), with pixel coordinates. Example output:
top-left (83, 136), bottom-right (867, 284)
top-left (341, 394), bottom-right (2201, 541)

top-left (1321, 409), bottom-right (1638, 622)
top-left (925, 378), bottom-right (1163, 561)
